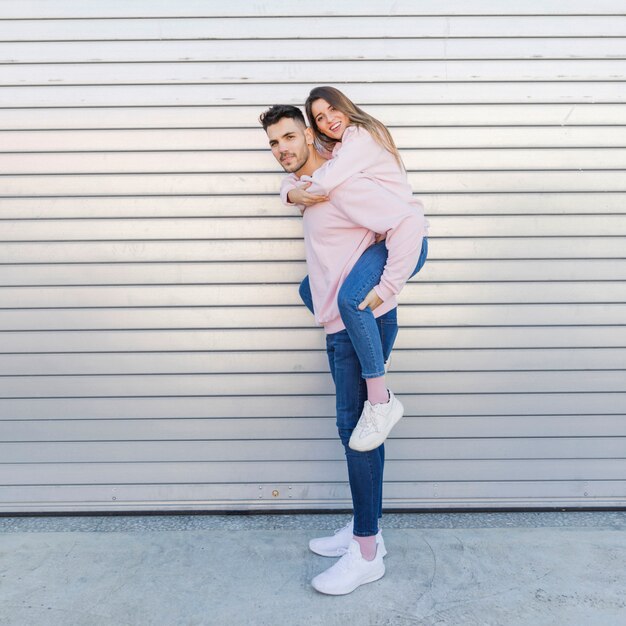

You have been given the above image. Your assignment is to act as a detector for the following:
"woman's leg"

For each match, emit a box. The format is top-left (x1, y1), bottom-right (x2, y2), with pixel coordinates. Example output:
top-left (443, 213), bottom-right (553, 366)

top-left (301, 236), bottom-right (428, 378)
top-left (338, 236), bottom-right (427, 381)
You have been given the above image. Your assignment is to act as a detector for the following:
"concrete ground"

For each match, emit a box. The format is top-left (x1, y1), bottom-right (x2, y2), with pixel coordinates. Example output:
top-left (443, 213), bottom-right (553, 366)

top-left (0, 510), bottom-right (625, 626)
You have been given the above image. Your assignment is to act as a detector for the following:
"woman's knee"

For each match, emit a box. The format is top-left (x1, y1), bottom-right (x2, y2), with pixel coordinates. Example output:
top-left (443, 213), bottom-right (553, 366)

top-left (337, 282), bottom-right (361, 315)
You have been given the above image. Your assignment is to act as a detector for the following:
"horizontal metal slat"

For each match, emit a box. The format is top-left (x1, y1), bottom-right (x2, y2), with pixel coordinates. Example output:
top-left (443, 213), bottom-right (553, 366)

top-left (1, 347), bottom-right (624, 375)
top-left (1, 193), bottom-right (625, 219)
top-left (1, 281), bottom-right (626, 308)
top-left (6, 148), bottom-right (626, 174)
top-left (2, 0), bottom-right (625, 19)
top-left (0, 480), bottom-right (623, 513)
top-left (2, 458), bottom-right (625, 485)
top-left (2, 259), bottom-right (626, 286)
top-left (0, 370), bottom-right (624, 398)
top-left (3, 414), bottom-right (625, 440)
top-left (3, 171), bottom-right (625, 196)
top-left (3, 38), bottom-right (626, 64)
top-left (5, 59), bottom-right (626, 86)
top-left (1, 326), bottom-right (624, 353)
top-left (2, 392), bottom-right (626, 419)
top-left (1, 16), bottom-right (625, 41)
top-left (3, 104), bottom-right (625, 131)
top-left (1, 437), bottom-right (624, 463)
top-left (0, 303), bottom-right (625, 330)
top-left (3, 82), bottom-right (626, 107)
top-left (4, 238), bottom-right (626, 263)
top-left (2, 215), bottom-right (625, 240)
top-left (4, 127), bottom-right (626, 151)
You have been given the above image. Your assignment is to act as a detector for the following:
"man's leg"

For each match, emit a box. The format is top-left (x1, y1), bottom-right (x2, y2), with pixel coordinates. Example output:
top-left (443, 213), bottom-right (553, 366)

top-left (327, 329), bottom-right (382, 541)
top-left (310, 328), bottom-right (387, 595)
top-left (299, 275), bottom-right (314, 314)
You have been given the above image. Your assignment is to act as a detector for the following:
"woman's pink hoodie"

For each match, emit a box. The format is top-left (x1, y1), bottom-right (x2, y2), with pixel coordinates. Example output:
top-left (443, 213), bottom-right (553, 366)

top-left (280, 125), bottom-right (429, 334)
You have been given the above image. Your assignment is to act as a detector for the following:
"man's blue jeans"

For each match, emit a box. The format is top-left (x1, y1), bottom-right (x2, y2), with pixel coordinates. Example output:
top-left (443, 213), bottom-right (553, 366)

top-left (300, 236), bottom-right (428, 378)
top-left (325, 306), bottom-right (399, 537)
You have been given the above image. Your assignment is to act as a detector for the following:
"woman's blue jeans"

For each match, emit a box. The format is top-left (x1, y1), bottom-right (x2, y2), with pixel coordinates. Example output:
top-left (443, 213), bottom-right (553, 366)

top-left (300, 236), bottom-right (428, 378)
top-left (325, 306), bottom-right (399, 536)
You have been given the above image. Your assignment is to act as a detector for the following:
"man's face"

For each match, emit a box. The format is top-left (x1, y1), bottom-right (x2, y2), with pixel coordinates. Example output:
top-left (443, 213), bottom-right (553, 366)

top-left (266, 117), bottom-right (311, 173)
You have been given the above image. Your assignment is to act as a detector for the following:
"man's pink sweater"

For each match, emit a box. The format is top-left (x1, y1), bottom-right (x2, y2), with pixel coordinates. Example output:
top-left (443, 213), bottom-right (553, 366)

top-left (280, 125), bottom-right (429, 334)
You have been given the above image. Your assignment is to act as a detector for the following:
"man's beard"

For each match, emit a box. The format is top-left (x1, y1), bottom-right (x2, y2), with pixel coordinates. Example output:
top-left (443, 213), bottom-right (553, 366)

top-left (280, 150), bottom-right (308, 173)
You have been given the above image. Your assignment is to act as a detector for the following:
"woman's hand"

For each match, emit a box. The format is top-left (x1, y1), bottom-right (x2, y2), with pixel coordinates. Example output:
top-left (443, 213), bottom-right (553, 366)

top-left (287, 182), bottom-right (329, 208)
top-left (358, 288), bottom-right (384, 311)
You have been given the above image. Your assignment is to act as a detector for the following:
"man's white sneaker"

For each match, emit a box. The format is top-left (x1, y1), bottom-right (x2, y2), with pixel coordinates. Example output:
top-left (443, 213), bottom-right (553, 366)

top-left (309, 517), bottom-right (387, 557)
top-left (311, 539), bottom-right (385, 595)
top-left (348, 389), bottom-right (404, 452)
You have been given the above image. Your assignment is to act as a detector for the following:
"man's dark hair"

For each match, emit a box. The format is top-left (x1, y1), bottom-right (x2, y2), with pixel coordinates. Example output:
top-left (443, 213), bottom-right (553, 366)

top-left (259, 105), bottom-right (306, 131)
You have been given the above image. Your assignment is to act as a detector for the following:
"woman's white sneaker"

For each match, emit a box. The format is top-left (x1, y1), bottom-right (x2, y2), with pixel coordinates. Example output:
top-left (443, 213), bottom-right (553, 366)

top-left (309, 517), bottom-right (386, 557)
top-left (311, 539), bottom-right (385, 595)
top-left (348, 389), bottom-right (404, 452)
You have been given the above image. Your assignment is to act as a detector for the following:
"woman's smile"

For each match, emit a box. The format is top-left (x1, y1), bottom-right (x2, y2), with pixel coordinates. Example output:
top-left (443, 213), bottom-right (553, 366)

top-left (329, 120), bottom-right (342, 134)
top-left (311, 98), bottom-right (350, 140)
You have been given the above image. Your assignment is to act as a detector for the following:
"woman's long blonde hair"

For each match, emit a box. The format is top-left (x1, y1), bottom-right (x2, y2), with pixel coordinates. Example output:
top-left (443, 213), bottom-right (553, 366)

top-left (304, 86), bottom-right (405, 170)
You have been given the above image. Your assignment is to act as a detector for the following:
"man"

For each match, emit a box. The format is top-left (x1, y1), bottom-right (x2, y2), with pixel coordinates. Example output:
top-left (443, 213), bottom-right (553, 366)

top-left (259, 104), bottom-right (425, 595)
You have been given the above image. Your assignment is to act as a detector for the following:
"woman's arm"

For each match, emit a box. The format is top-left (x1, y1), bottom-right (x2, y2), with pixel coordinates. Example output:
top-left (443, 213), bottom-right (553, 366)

top-left (280, 176), bottom-right (328, 213)
top-left (302, 126), bottom-right (385, 195)
top-left (341, 193), bottom-right (427, 302)
top-left (373, 213), bottom-right (425, 303)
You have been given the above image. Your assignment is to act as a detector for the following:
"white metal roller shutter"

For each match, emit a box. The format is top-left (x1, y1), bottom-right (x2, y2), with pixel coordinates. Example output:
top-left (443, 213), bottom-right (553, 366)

top-left (0, 0), bottom-right (625, 512)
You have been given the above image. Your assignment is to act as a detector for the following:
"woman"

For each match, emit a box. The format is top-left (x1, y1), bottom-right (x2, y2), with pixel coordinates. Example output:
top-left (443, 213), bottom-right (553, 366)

top-left (281, 86), bottom-right (429, 452)
top-left (276, 87), bottom-right (429, 593)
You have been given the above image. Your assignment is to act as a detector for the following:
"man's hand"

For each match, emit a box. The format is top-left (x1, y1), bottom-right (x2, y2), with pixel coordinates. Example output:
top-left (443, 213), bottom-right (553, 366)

top-left (287, 182), bottom-right (329, 208)
top-left (358, 288), bottom-right (384, 311)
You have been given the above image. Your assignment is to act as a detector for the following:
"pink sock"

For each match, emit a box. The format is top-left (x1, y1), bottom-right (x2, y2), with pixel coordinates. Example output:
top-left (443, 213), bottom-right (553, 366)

top-left (353, 534), bottom-right (377, 561)
top-left (366, 377), bottom-right (389, 405)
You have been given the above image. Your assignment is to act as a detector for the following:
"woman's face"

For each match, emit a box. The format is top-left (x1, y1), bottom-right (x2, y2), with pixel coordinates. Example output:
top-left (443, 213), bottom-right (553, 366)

top-left (311, 98), bottom-right (350, 141)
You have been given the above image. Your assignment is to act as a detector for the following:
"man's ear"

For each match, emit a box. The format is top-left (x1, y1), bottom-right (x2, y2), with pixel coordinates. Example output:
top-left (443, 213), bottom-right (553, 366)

top-left (304, 127), bottom-right (315, 145)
